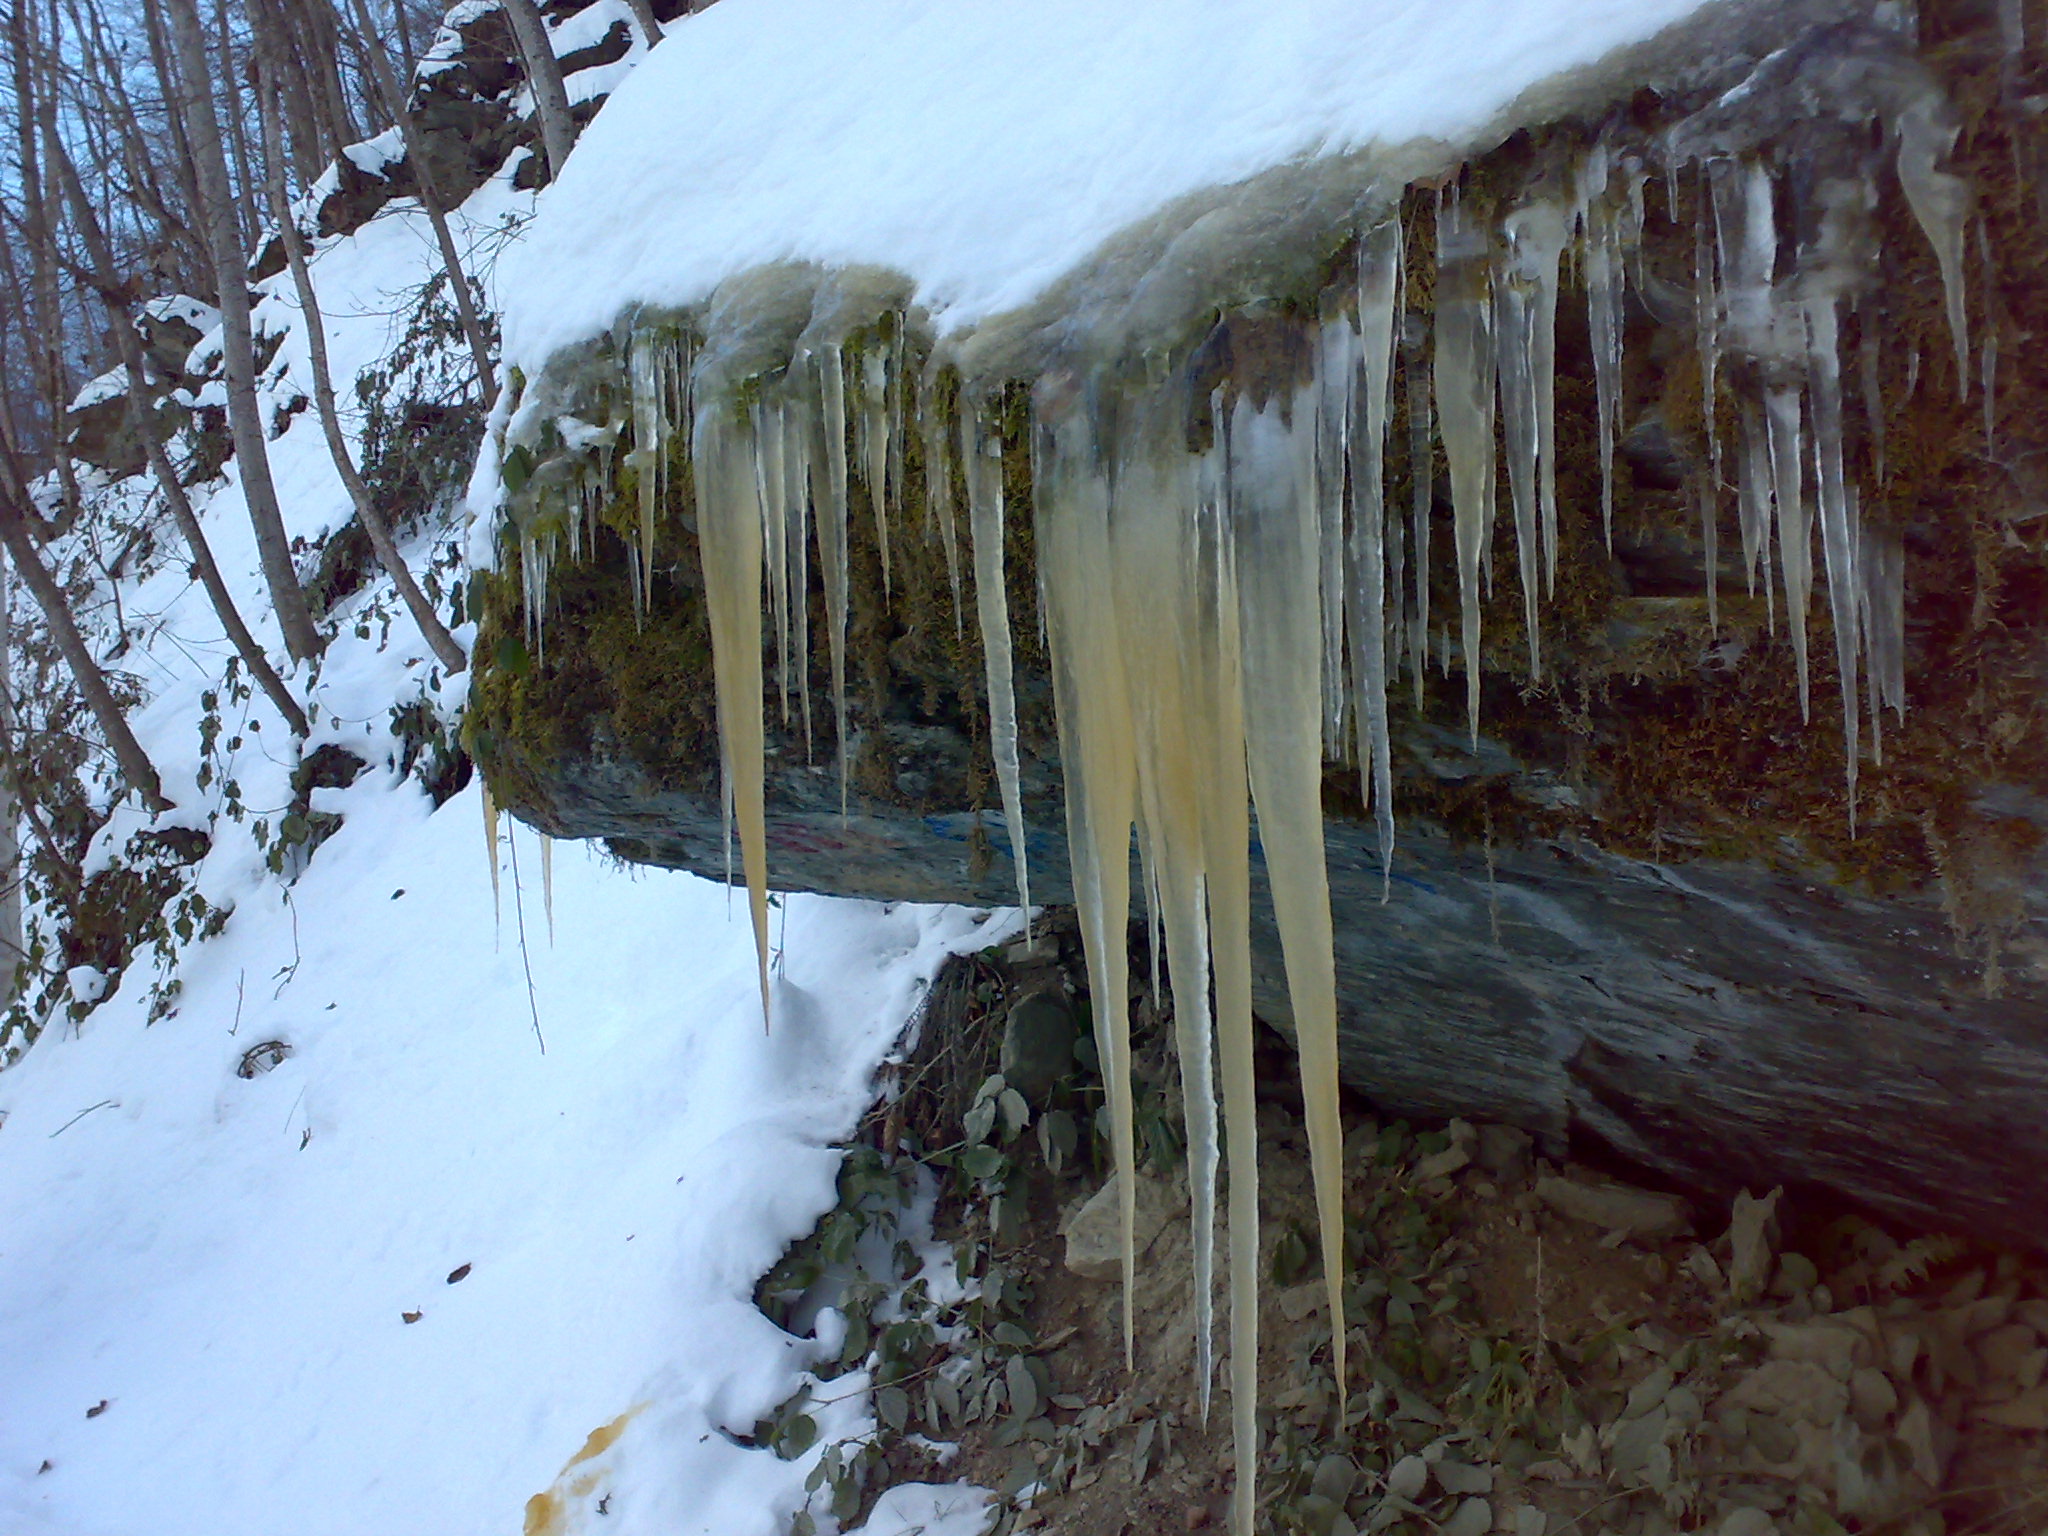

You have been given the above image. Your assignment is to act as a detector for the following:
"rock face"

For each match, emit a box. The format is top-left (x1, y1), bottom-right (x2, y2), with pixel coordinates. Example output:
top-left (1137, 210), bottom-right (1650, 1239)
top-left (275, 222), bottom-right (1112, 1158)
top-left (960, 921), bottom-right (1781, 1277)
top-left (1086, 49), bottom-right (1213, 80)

top-left (469, 0), bottom-right (2048, 1252)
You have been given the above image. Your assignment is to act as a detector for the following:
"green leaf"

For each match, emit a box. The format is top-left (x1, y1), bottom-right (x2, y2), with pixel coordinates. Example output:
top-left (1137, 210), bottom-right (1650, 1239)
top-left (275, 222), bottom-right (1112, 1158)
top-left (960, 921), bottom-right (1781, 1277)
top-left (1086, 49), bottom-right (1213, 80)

top-left (775, 1414), bottom-right (817, 1459)
top-left (1005, 1354), bottom-right (1039, 1424)
top-left (876, 1385), bottom-right (909, 1433)
top-left (963, 1098), bottom-right (997, 1146)
top-left (957, 1145), bottom-right (1006, 1181)
top-left (998, 1088), bottom-right (1030, 1141)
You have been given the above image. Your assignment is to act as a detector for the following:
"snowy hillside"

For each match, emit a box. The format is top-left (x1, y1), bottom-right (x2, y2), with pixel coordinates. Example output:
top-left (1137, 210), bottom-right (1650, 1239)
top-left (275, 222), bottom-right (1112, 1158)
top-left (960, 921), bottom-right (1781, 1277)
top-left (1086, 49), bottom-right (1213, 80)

top-left (0, 42), bottom-right (1005, 1536)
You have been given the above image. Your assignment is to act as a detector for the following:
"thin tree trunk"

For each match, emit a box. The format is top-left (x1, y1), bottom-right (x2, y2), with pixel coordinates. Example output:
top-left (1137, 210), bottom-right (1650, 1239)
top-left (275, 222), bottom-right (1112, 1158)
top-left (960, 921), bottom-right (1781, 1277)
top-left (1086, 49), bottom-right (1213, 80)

top-left (43, 122), bottom-right (313, 737)
top-left (255, 53), bottom-right (467, 675)
top-left (212, 0), bottom-right (262, 250)
top-left (0, 551), bottom-right (23, 1003)
top-left (500, 0), bottom-right (576, 184)
top-left (346, 0), bottom-right (498, 406)
top-left (139, 0), bottom-right (207, 270)
top-left (0, 435), bottom-right (171, 815)
top-left (159, 0), bottom-right (325, 664)
top-left (623, 0), bottom-right (661, 49)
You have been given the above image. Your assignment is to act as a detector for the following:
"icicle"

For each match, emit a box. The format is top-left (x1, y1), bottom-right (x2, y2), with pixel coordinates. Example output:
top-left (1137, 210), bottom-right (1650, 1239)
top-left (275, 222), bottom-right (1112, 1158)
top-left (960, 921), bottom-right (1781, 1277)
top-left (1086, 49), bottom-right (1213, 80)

top-left (627, 328), bottom-right (669, 619)
top-left (1316, 318), bottom-right (1357, 758)
top-left (920, 371), bottom-right (966, 638)
top-left (783, 400), bottom-right (815, 756)
top-left (1894, 93), bottom-right (1971, 396)
top-left (1577, 148), bottom-right (1625, 550)
top-left (691, 400), bottom-right (774, 1029)
top-left (482, 779), bottom-right (501, 926)
top-left (1805, 296), bottom-right (1862, 827)
top-left (1350, 218), bottom-right (1400, 890)
top-left (1033, 393), bottom-right (1139, 1364)
top-left (1765, 367), bottom-right (1812, 721)
top-left (1226, 382), bottom-right (1348, 1412)
top-left (1858, 315), bottom-right (1886, 484)
top-left (540, 833), bottom-right (554, 942)
top-left (1861, 515), bottom-right (1907, 730)
top-left (862, 346), bottom-right (893, 596)
top-left (1402, 313), bottom-right (1432, 708)
top-left (1978, 218), bottom-right (1998, 455)
top-left (1737, 401), bottom-right (1776, 625)
top-left (817, 344), bottom-right (853, 814)
top-left (964, 406), bottom-right (1032, 937)
top-left (1693, 180), bottom-right (1722, 625)
top-left (756, 399), bottom-right (792, 725)
top-left (1434, 191), bottom-right (1497, 747)
top-left (1499, 199), bottom-right (1564, 677)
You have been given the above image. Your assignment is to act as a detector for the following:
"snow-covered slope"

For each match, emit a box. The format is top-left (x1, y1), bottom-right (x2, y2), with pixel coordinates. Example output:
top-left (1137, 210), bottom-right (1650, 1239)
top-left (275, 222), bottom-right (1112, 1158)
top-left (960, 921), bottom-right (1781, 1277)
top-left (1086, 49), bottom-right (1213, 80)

top-left (0, 64), bottom-right (1005, 1536)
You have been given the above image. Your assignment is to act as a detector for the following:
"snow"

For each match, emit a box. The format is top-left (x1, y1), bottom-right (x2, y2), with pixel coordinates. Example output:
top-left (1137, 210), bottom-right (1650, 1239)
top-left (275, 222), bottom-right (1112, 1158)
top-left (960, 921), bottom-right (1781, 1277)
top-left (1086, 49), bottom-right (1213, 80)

top-left (0, 87), bottom-right (1015, 1535)
top-left (502, 0), bottom-right (1718, 370)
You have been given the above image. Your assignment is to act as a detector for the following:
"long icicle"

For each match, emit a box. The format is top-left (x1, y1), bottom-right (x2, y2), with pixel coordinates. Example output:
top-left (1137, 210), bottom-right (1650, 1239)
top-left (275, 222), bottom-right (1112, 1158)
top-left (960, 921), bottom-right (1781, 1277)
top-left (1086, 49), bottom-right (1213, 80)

top-left (817, 344), bottom-right (853, 815)
top-left (965, 403), bottom-right (1032, 937)
top-left (1351, 218), bottom-right (1400, 889)
top-left (1435, 190), bottom-right (1496, 747)
top-left (691, 401), bottom-right (774, 1028)
top-left (1228, 382), bottom-right (1347, 1412)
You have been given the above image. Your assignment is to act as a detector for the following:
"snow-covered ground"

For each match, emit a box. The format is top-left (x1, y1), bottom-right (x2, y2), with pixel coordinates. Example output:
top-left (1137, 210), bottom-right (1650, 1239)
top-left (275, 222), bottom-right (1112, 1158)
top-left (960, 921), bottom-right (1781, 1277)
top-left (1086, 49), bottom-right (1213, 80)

top-left (0, 126), bottom-right (1003, 1536)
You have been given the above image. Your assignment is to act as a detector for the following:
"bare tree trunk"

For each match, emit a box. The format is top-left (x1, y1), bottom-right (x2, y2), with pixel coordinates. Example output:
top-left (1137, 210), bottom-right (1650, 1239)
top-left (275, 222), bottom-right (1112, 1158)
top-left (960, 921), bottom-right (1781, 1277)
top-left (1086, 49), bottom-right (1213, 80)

top-left (623, 0), bottom-right (661, 49)
top-left (500, 0), bottom-right (576, 184)
top-left (0, 552), bottom-right (23, 1005)
top-left (255, 52), bottom-right (467, 675)
top-left (158, 0), bottom-right (325, 665)
top-left (345, 0), bottom-right (498, 405)
top-left (42, 121), bottom-right (314, 737)
top-left (0, 429), bottom-right (171, 815)
top-left (212, 0), bottom-right (262, 251)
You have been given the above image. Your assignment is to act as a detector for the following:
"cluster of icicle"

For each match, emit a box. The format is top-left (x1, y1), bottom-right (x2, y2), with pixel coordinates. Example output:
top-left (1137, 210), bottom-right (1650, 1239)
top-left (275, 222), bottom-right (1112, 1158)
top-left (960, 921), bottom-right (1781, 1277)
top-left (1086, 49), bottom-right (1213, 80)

top-left (493, 43), bottom-right (1983, 1532)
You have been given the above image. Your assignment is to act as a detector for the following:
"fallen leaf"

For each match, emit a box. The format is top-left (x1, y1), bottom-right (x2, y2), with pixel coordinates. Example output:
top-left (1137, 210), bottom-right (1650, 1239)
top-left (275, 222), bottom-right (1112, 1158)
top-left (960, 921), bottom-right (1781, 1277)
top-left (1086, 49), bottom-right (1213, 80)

top-left (447, 1263), bottom-right (472, 1284)
top-left (85, 1401), bottom-right (108, 1419)
top-left (403, 1309), bottom-right (423, 1324)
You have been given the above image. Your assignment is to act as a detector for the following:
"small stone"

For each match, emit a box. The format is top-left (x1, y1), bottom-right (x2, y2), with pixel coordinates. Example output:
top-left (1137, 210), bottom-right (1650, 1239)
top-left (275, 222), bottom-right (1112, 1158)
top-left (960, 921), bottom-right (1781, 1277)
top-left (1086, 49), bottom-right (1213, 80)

top-left (1535, 1176), bottom-right (1690, 1242)
top-left (1441, 1498), bottom-right (1492, 1536)
top-left (1476, 1123), bottom-right (1533, 1177)
top-left (1770, 1251), bottom-right (1819, 1298)
top-left (1727, 1360), bottom-right (1849, 1425)
top-left (1717, 1511), bottom-right (1777, 1536)
top-left (1000, 989), bottom-right (1076, 1104)
top-left (1725, 1187), bottom-right (1780, 1304)
top-left (1434, 1459), bottom-right (1493, 1496)
top-left (1385, 1454), bottom-right (1428, 1501)
top-left (1062, 1171), bottom-right (1181, 1280)
top-left (1416, 1142), bottom-right (1472, 1181)
top-left (1763, 1320), bottom-right (1863, 1382)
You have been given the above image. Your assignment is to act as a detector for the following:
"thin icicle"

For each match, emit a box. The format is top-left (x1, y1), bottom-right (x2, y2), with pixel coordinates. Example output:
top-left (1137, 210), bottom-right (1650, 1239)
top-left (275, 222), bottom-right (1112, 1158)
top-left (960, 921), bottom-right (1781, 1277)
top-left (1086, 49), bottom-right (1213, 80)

top-left (964, 406), bottom-right (1032, 937)
top-left (783, 399), bottom-right (815, 757)
top-left (1858, 315), bottom-right (1886, 484)
top-left (756, 399), bottom-right (792, 724)
top-left (1316, 318), bottom-right (1357, 758)
top-left (482, 779), bottom-right (502, 927)
top-left (921, 372), bottom-right (966, 637)
top-left (817, 344), bottom-right (853, 814)
top-left (1805, 296), bottom-right (1862, 827)
top-left (1895, 92), bottom-right (1972, 395)
top-left (1434, 191), bottom-right (1496, 747)
top-left (1499, 199), bottom-right (1564, 677)
top-left (1764, 370), bottom-right (1812, 720)
top-left (540, 832), bottom-right (554, 942)
top-left (862, 346), bottom-right (893, 596)
top-left (1350, 218), bottom-right (1400, 890)
top-left (1577, 147), bottom-right (1625, 550)
top-left (1402, 312), bottom-right (1432, 708)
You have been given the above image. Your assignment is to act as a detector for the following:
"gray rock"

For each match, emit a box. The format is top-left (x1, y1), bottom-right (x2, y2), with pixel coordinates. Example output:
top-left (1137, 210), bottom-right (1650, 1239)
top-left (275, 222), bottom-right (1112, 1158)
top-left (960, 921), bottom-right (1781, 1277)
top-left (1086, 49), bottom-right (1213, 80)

top-left (1727, 1360), bottom-right (1849, 1425)
top-left (1061, 1171), bottom-right (1181, 1281)
top-left (1476, 1122), bottom-right (1533, 1177)
top-left (1726, 1187), bottom-right (1780, 1304)
top-left (1000, 988), bottom-right (1075, 1104)
top-left (1536, 1175), bottom-right (1690, 1241)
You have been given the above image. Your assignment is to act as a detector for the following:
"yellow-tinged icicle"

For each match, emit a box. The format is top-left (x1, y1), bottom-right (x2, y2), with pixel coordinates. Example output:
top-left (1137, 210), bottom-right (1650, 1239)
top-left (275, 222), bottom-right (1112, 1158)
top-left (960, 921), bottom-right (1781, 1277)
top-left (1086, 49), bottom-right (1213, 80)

top-left (691, 403), bottom-right (775, 1029)
top-left (482, 780), bottom-right (501, 926)
top-left (1225, 386), bottom-right (1349, 1406)
top-left (1033, 388), bottom-right (1141, 1365)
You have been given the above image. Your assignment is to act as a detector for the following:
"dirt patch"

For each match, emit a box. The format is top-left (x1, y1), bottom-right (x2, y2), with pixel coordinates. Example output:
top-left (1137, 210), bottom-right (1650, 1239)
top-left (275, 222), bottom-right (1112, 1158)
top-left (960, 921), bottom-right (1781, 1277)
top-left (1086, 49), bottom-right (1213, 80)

top-left (785, 918), bottom-right (2048, 1536)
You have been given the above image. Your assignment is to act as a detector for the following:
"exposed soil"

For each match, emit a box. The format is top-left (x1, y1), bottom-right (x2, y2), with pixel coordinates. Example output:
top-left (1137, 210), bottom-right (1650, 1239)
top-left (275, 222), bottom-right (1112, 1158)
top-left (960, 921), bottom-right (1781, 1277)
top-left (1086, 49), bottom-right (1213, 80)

top-left (832, 916), bottom-right (2048, 1536)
